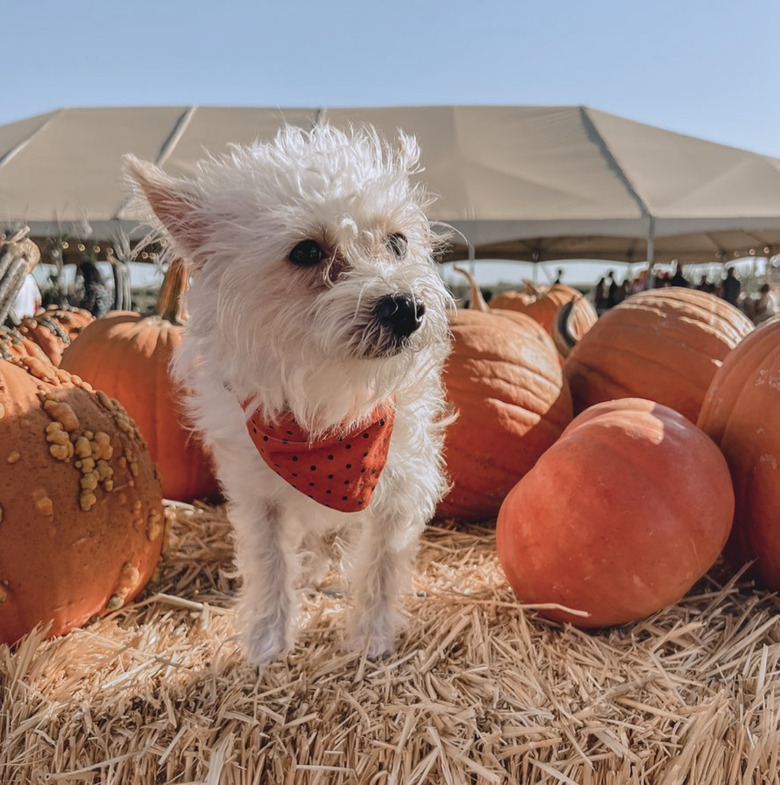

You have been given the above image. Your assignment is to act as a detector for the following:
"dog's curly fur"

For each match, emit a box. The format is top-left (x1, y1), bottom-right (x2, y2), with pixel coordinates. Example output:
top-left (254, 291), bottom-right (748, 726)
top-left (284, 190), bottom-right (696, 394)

top-left (125, 125), bottom-right (453, 667)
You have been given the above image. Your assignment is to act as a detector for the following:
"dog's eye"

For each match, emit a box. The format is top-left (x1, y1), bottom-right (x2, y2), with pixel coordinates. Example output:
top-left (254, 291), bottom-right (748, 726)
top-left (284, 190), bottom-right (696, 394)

top-left (289, 240), bottom-right (325, 266)
top-left (386, 233), bottom-right (407, 258)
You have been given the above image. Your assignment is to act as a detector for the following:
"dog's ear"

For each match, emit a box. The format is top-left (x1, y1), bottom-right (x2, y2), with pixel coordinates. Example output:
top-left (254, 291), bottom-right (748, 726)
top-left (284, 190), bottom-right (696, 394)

top-left (123, 155), bottom-right (206, 258)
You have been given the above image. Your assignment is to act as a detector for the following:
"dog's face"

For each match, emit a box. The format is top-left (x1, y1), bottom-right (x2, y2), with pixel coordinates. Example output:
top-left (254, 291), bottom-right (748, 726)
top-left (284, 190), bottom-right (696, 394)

top-left (126, 125), bottom-right (452, 428)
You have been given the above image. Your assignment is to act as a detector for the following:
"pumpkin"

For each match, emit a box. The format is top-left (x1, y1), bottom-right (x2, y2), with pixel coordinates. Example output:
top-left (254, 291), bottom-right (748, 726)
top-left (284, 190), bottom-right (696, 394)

top-left (17, 305), bottom-right (95, 365)
top-left (697, 316), bottom-right (780, 589)
top-left (490, 282), bottom-right (596, 339)
top-left (61, 259), bottom-right (220, 502)
top-left (437, 303), bottom-right (573, 522)
top-left (0, 356), bottom-right (166, 644)
top-left (496, 398), bottom-right (734, 628)
top-left (0, 325), bottom-right (51, 364)
top-left (563, 287), bottom-right (755, 422)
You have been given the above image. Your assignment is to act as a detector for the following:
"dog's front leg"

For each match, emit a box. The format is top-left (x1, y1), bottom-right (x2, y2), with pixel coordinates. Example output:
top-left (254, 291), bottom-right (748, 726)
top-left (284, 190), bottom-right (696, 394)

top-left (230, 497), bottom-right (300, 668)
top-left (345, 515), bottom-right (421, 659)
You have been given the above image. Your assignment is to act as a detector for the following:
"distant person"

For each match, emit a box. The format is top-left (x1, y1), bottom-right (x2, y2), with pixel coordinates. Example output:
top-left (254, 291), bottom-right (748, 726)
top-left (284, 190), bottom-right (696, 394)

top-left (553, 268), bottom-right (564, 285)
top-left (721, 267), bottom-right (741, 307)
top-left (606, 270), bottom-right (621, 308)
top-left (753, 283), bottom-right (778, 324)
top-left (75, 260), bottom-right (112, 317)
top-left (594, 276), bottom-right (608, 315)
top-left (670, 263), bottom-right (689, 288)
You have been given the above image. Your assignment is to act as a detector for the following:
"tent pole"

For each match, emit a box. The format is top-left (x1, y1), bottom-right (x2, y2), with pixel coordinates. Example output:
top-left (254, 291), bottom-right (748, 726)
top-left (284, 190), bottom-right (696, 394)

top-left (647, 218), bottom-right (656, 286)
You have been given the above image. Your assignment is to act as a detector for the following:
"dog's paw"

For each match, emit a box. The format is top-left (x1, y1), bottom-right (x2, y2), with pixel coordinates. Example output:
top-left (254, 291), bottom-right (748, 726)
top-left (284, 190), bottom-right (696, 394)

top-left (348, 610), bottom-right (399, 661)
top-left (244, 617), bottom-right (290, 669)
top-left (365, 633), bottom-right (396, 661)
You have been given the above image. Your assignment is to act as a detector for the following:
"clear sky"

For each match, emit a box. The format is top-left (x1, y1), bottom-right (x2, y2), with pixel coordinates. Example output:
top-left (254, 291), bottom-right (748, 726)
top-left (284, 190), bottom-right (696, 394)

top-left (5, 0), bottom-right (780, 158)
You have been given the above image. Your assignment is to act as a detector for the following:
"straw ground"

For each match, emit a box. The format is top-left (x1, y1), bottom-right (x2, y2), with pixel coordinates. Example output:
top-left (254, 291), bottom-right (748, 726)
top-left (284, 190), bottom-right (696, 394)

top-left (2, 502), bottom-right (780, 784)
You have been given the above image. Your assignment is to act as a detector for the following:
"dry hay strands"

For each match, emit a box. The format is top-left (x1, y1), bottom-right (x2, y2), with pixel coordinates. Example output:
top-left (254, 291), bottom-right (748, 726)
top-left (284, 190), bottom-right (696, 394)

top-left (2, 506), bottom-right (780, 783)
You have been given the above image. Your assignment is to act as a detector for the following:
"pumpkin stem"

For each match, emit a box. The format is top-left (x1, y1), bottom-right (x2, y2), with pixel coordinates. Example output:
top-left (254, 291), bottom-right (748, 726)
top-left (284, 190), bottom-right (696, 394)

top-left (522, 279), bottom-right (543, 297)
top-left (156, 257), bottom-right (189, 324)
top-left (551, 298), bottom-right (581, 358)
top-left (453, 266), bottom-right (491, 312)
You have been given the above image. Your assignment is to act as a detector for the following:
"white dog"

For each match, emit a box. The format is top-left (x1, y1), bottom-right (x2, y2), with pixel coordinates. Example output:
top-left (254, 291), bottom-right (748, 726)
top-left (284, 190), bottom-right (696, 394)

top-left (124, 125), bottom-right (453, 667)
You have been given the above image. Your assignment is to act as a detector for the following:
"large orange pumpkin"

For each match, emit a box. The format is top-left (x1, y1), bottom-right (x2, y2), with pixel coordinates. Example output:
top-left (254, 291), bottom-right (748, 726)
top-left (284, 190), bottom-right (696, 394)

top-left (0, 356), bottom-right (166, 644)
top-left (563, 287), bottom-right (754, 422)
top-left (697, 316), bottom-right (780, 589)
top-left (60, 259), bottom-right (220, 502)
top-left (496, 398), bottom-right (734, 628)
top-left (437, 307), bottom-right (573, 522)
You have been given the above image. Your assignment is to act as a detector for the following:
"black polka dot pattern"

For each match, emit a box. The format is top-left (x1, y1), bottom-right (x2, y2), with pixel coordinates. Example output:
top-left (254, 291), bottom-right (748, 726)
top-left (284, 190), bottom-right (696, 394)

top-left (242, 400), bottom-right (395, 513)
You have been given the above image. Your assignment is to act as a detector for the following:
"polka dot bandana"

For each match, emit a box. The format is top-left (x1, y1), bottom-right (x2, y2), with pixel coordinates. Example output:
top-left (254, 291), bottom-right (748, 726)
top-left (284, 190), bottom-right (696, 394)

top-left (243, 400), bottom-right (395, 513)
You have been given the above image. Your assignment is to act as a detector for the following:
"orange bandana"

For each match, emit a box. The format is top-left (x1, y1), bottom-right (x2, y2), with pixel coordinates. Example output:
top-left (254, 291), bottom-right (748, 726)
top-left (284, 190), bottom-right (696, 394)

top-left (243, 400), bottom-right (395, 513)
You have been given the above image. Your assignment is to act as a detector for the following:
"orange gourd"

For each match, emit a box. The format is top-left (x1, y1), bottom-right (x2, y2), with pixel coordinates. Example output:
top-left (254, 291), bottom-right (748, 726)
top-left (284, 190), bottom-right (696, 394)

top-left (697, 316), bottom-right (780, 588)
top-left (563, 287), bottom-right (754, 422)
top-left (0, 356), bottom-right (166, 644)
top-left (60, 259), bottom-right (219, 502)
top-left (18, 305), bottom-right (95, 365)
top-left (497, 398), bottom-right (734, 628)
top-left (437, 305), bottom-right (573, 522)
top-left (0, 325), bottom-right (51, 364)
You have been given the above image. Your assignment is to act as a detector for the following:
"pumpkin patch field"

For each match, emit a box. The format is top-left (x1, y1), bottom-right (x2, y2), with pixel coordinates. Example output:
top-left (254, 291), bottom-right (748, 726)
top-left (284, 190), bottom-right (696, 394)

top-left (2, 276), bottom-right (780, 784)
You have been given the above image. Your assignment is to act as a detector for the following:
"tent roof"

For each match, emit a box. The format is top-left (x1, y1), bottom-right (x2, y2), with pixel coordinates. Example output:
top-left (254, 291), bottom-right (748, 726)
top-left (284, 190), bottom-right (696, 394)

top-left (3, 105), bottom-right (780, 263)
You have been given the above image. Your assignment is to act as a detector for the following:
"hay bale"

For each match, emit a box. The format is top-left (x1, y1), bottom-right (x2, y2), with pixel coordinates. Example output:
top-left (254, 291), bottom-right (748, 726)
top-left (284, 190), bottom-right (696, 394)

top-left (2, 502), bottom-right (780, 783)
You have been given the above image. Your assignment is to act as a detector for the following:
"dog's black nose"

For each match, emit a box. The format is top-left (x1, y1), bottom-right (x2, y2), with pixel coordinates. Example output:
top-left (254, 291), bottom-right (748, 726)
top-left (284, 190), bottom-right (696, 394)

top-left (373, 294), bottom-right (426, 338)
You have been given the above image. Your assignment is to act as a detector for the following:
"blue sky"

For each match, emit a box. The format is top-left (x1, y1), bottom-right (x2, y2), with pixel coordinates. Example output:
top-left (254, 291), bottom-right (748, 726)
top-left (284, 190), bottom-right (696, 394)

top-left (6, 0), bottom-right (780, 157)
top-left (9, 0), bottom-right (780, 287)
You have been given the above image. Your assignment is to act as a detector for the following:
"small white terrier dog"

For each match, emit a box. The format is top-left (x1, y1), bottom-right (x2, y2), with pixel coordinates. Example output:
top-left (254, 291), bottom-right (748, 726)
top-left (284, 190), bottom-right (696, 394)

top-left (125, 125), bottom-right (453, 667)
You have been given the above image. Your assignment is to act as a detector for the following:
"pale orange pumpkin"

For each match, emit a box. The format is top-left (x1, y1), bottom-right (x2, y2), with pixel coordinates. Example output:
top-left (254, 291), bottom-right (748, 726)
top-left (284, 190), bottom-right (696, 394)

top-left (0, 356), bottom-right (166, 644)
top-left (697, 316), bottom-right (780, 589)
top-left (60, 259), bottom-right (220, 502)
top-left (563, 287), bottom-right (755, 422)
top-left (497, 398), bottom-right (734, 628)
top-left (490, 282), bottom-right (596, 339)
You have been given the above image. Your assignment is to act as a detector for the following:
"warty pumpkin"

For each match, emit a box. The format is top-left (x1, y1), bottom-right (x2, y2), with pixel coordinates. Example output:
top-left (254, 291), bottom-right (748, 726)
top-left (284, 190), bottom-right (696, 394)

top-left (0, 356), bottom-right (166, 644)
top-left (697, 316), bottom-right (780, 589)
top-left (17, 305), bottom-right (95, 365)
top-left (563, 287), bottom-right (755, 422)
top-left (60, 259), bottom-right (220, 503)
top-left (437, 303), bottom-right (573, 522)
top-left (497, 398), bottom-right (734, 628)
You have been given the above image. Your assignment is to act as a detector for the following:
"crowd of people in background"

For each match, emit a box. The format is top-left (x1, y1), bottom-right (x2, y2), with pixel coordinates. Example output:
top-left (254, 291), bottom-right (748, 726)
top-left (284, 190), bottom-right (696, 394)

top-left (591, 262), bottom-right (778, 325)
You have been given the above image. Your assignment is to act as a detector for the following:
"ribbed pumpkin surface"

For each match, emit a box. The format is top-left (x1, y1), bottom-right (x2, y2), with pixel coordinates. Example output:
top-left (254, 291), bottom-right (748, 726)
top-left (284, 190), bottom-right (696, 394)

top-left (61, 312), bottom-right (219, 503)
top-left (437, 309), bottom-right (572, 522)
top-left (563, 287), bottom-right (754, 422)
top-left (697, 316), bottom-right (780, 588)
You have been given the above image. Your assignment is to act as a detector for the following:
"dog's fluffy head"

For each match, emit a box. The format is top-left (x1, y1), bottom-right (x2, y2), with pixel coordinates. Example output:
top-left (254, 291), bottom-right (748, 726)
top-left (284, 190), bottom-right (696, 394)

top-left (125, 125), bottom-right (452, 432)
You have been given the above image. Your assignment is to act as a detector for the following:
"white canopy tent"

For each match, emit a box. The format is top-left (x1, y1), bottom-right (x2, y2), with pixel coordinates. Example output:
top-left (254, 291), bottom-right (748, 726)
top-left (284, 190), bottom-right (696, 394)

top-left (3, 105), bottom-right (780, 264)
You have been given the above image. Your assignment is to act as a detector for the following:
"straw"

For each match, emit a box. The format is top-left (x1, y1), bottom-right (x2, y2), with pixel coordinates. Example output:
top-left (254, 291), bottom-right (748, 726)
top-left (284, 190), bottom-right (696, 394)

top-left (2, 502), bottom-right (780, 784)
